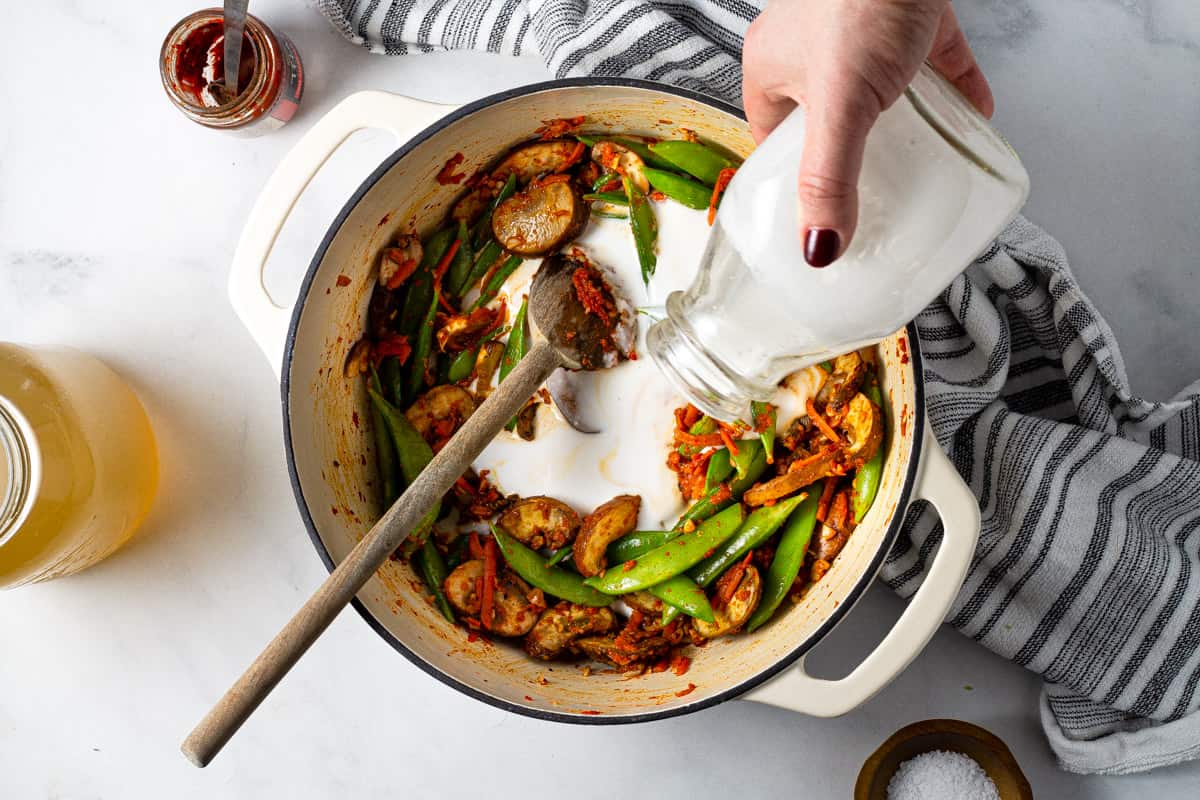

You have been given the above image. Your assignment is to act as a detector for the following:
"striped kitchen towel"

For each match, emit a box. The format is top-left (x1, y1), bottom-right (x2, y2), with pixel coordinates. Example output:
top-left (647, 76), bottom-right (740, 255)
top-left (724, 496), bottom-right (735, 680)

top-left (318, 0), bottom-right (1200, 775)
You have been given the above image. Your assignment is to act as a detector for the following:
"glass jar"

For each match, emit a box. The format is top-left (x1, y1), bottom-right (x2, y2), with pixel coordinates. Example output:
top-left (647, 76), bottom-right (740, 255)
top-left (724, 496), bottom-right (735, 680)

top-left (0, 345), bottom-right (158, 588)
top-left (160, 8), bottom-right (303, 135)
top-left (646, 64), bottom-right (1029, 422)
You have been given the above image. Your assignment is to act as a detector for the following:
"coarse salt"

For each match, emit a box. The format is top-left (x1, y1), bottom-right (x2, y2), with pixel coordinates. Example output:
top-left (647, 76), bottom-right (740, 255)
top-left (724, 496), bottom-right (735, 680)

top-left (885, 750), bottom-right (1000, 800)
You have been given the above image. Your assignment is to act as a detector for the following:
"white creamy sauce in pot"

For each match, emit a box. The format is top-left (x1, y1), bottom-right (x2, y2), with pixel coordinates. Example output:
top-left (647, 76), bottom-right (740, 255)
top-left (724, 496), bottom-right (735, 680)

top-left (471, 200), bottom-right (818, 529)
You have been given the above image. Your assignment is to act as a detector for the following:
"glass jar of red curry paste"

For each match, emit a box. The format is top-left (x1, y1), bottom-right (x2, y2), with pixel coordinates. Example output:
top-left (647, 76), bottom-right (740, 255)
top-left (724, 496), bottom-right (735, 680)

top-left (160, 9), bottom-right (303, 135)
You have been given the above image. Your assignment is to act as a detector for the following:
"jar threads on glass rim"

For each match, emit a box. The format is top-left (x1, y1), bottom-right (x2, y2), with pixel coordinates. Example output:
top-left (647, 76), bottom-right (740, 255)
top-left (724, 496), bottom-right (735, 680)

top-left (160, 8), bottom-right (303, 135)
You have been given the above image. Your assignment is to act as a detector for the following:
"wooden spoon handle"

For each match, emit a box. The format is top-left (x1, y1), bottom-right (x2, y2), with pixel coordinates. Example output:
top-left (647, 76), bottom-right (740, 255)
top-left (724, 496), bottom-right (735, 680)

top-left (181, 341), bottom-right (561, 767)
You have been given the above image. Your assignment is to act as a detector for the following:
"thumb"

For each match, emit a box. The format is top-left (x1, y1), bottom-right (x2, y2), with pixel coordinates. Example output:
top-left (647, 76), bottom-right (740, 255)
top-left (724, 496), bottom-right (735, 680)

top-left (796, 94), bottom-right (879, 267)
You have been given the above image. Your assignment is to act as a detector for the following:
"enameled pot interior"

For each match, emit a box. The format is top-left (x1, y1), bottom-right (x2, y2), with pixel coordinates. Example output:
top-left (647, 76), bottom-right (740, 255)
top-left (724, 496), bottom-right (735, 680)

top-left (284, 82), bottom-right (922, 721)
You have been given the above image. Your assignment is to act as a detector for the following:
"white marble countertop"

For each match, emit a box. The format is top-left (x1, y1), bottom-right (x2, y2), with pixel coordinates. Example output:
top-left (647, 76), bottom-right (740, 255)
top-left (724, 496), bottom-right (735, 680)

top-left (1, 1), bottom-right (1197, 797)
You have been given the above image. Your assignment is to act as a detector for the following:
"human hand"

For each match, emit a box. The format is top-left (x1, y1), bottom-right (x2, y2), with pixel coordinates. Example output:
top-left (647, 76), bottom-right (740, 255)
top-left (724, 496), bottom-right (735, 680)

top-left (742, 0), bottom-right (994, 266)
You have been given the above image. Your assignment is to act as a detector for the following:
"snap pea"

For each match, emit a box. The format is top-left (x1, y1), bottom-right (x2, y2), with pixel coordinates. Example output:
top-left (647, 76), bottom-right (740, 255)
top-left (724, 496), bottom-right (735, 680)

top-left (606, 531), bottom-right (674, 564)
top-left (462, 240), bottom-right (504, 296)
top-left (584, 504), bottom-right (745, 595)
top-left (378, 356), bottom-right (405, 408)
top-left (623, 175), bottom-right (658, 285)
top-left (591, 169), bottom-right (616, 190)
top-left (649, 140), bottom-right (740, 185)
top-left (591, 209), bottom-right (629, 220)
top-left (447, 347), bottom-right (478, 383)
top-left (577, 135), bottom-right (678, 171)
top-left (750, 400), bottom-right (777, 464)
top-left (746, 483), bottom-right (822, 632)
top-left (648, 575), bottom-right (714, 623)
top-left (545, 545), bottom-right (573, 568)
top-left (500, 297), bottom-right (530, 432)
top-left (446, 220), bottom-right (476, 298)
top-left (673, 439), bottom-right (766, 530)
top-left (471, 172), bottom-right (518, 248)
top-left (599, 531), bottom-right (712, 621)
top-left (662, 492), bottom-right (807, 626)
top-left (499, 297), bottom-right (529, 383)
top-left (368, 368), bottom-right (402, 505)
top-left (407, 283), bottom-right (439, 398)
top-left (418, 538), bottom-right (455, 622)
top-left (367, 388), bottom-right (440, 549)
top-left (689, 493), bottom-right (807, 588)
top-left (705, 448), bottom-right (733, 493)
top-left (852, 378), bottom-right (886, 522)
top-left (583, 191), bottom-right (628, 205)
top-left (398, 227), bottom-right (455, 334)
top-left (471, 254), bottom-right (523, 311)
top-left (492, 525), bottom-right (612, 606)
top-left (643, 167), bottom-right (711, 210)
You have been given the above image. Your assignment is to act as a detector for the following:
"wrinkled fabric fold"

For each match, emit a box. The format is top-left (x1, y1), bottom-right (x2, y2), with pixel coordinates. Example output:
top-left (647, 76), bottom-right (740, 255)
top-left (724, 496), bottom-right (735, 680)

top-left (317, 0), bottom-right (1200, 774)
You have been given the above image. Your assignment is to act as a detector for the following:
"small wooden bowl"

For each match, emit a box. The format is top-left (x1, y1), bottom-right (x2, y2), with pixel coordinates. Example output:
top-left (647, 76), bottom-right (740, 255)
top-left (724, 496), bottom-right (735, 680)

top-left (855, 719), bottom-right (1033, 800)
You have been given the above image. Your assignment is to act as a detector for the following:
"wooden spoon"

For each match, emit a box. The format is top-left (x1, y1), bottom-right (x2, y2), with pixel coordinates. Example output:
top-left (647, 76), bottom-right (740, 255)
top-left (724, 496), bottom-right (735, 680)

top-left (182, 253), bottom-right (633, 767)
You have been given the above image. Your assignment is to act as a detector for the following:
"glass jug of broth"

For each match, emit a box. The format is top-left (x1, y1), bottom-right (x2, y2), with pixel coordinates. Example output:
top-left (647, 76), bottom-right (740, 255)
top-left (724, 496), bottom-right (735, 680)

top-left (0, 344), bottom-right (158, 588)
top-left (647, 64), bottom-right (1030, 421)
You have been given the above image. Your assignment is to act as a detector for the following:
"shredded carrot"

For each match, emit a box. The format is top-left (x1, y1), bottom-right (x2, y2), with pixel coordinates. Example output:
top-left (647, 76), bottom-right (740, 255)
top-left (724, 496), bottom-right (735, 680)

top-left (432, 239), bottom-right (461, 284)
top-left (455, 476), bottom-right (474, 494)
top-left (807, 397), bottom-right (843, 445)
top-left (707, 167), bottom-right (736, 225)
top-left (437, 290), bottom-right (456, 314)
top-left (479, 299), bottom-right (508, 338)
top-left (385, 256), bottom-right (419, 290)
top-left (815, 477), bottom-right (838, 523)
top-left (674, 429), bottom-right (725, 448)
top-left (715, 551), bottom-right (754, 607)
top-left (481, 537), bottom-right (498, 630)
top-left (468, 531), bottom-right (485, 560)
top-left (371, 334), bottom-right (412, 367)
top-left (557, 141), bottom-right (587, 172)
top-left (682, 405), bottom-right (703, 428)
top-left (718, 427), bottom-right (740, 456)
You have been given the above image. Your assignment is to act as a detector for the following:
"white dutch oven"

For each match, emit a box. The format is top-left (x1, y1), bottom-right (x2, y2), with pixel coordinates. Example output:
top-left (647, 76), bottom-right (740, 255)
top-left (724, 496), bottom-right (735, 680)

top-left (229, 81), bottom-right (980, 722)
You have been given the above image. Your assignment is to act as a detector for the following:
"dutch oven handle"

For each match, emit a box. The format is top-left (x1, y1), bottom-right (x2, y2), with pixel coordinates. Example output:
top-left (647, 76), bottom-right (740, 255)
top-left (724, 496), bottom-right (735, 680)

top-left (742, 423), bottom-right (979, 716)
top-left (228, 91), bottom-right (458, 377)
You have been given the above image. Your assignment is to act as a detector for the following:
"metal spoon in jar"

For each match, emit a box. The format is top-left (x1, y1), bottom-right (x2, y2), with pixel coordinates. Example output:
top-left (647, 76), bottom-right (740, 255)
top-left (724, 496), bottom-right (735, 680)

top-left (222, 0), bottom-right (250, 98)
top-left (181, 252), bottom-right (635, 768)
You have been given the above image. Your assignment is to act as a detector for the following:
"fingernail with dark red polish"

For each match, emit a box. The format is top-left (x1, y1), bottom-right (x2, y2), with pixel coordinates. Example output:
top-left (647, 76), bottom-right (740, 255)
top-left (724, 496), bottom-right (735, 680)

top-left (804, 228), bottom-right (839, 268)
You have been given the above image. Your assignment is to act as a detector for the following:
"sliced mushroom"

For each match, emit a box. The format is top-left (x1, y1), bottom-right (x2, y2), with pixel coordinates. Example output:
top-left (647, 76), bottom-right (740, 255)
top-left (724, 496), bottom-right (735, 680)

top-left (405, 385), bottom-right (477, 449)
top-left (622, 591), bottom-right (664, 616)
top-left (491, 140), bottom-right (580, 184)
top-left (694, 566), bottom-right (762, 639)
top-left (816, 351), bottom-right (867, 411)
top-left (572, 634), bottom-right (671, 667)
top-left (524, 602), bottom-right (617, 660)
top-left (813, 490), bottom-right (853, 562)
top-left (379, 234), bottom-right (422, 287)
top-left (514, 399), bottom-right (538, 441)
top-left (436, 305), bottom-right (504, 353)
top-left (840, 392), bottom-right (884, 468)
top-left (344, 338), bottom-right (371, 379)
top-left (497, 496), bottom-right (581, 550)
top-left (743, 448), bottom-right (836, 506)
top-left (590, 141), bottom-right (649, 193)
top-left (492, 179), bottom-right (588, 256)
top-left (572, 494), bottom-right (642, 577)
top-left (490, 572), bottom-right (540, 637)
top-left (472, 341), bottom-right (505, 399)
top-left (443, 560), bottom-right (484, 616)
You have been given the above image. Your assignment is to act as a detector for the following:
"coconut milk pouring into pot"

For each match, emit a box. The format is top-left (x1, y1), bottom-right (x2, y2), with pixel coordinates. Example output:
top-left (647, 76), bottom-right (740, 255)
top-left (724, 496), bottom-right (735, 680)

top-left (647, 64), bottom-right (1030, 423)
